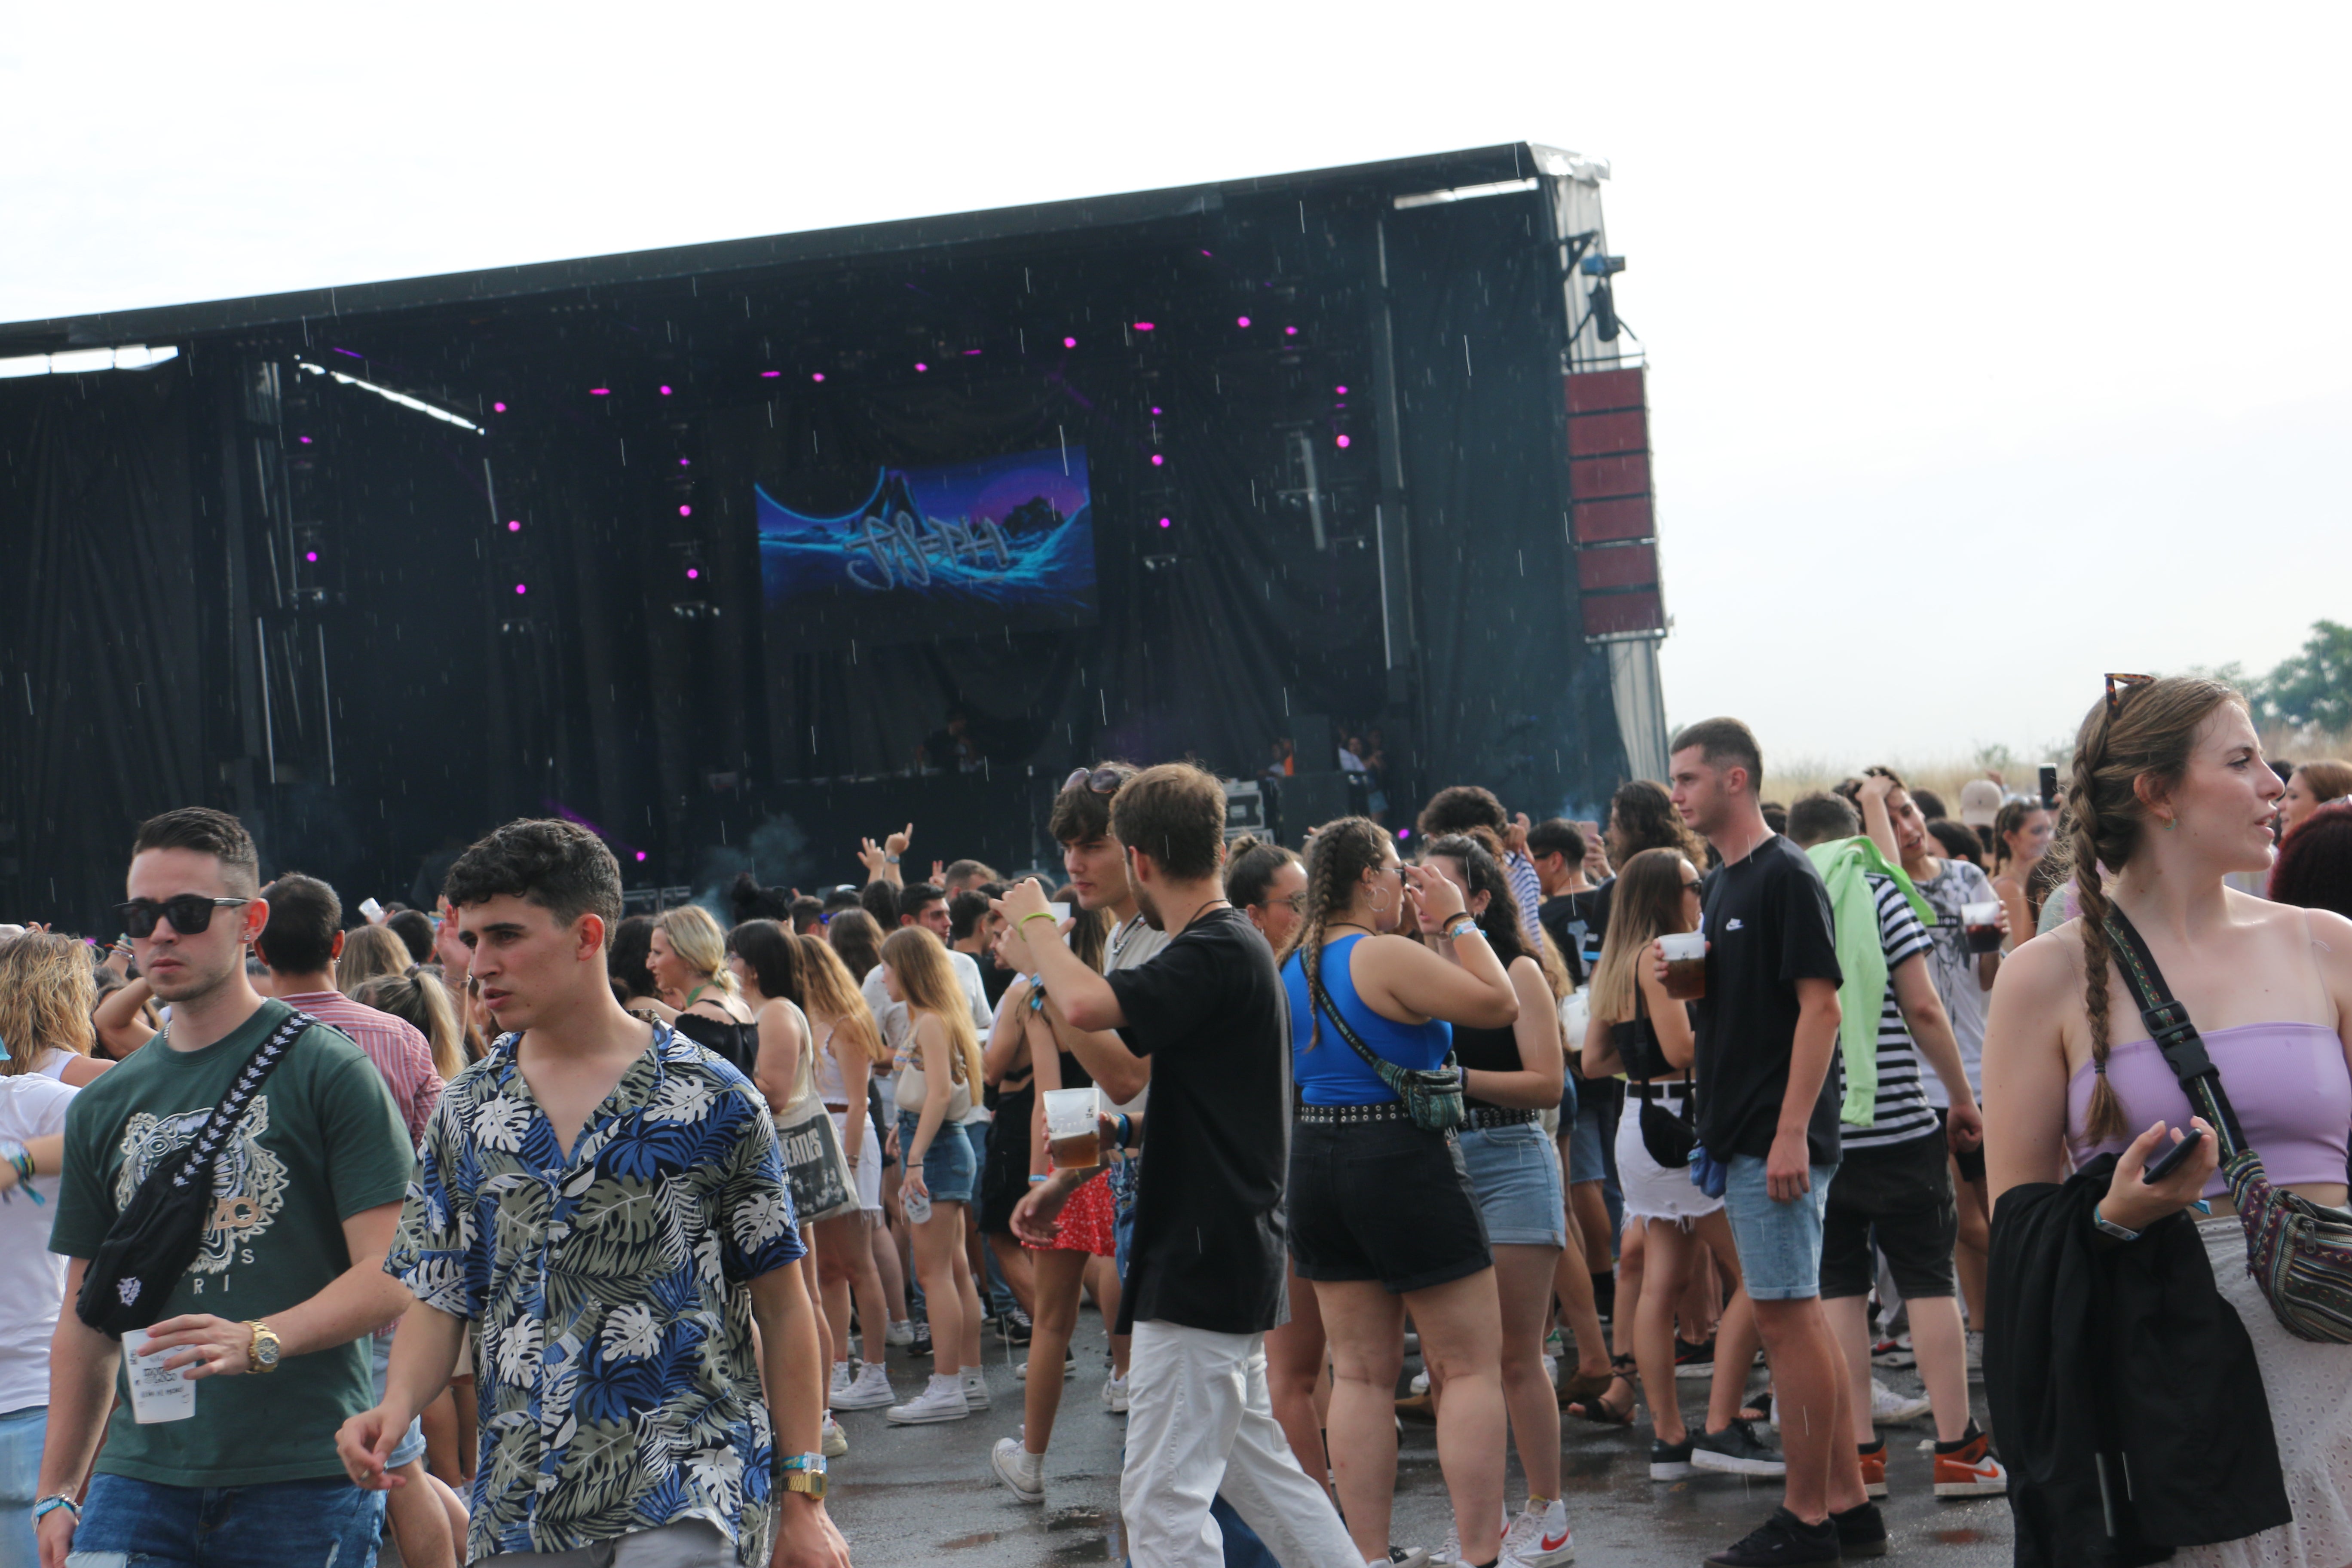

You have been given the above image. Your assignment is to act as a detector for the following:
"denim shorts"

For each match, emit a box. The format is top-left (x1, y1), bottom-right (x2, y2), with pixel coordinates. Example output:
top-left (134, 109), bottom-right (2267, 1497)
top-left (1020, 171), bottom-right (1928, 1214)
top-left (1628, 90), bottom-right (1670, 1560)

top-left (0, 1403), bottom-right (41, 1568)
top-left (898, 1110), bottom-right (978, 1206)
top-left (70, 1471), bottom-right (385, 1568)
top-left (371, 1330), bottom-right (429, 1469)
top-left (1723, 1151), bottom-right (1838, 1301)
top-left (1456, 1120), bottom-right (1568, 1248)
top-left (1568, 1094), bottom-right (1609, 1185)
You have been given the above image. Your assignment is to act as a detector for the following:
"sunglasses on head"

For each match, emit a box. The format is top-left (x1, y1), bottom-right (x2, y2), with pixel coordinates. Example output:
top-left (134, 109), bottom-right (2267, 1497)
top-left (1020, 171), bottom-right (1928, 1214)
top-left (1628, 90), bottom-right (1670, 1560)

top-left (113, 895), bottom-right (251, 939)
top-left (2105, 672), bottom-right (2154, 715)
top-left (1063, 765), bottom-right (1133, 797)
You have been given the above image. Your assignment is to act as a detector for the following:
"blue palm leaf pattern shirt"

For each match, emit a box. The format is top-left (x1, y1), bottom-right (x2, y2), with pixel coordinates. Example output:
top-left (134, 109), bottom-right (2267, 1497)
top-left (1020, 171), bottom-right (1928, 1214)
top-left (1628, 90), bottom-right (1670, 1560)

top-left (385, 1023), bottom-right (803, 1564)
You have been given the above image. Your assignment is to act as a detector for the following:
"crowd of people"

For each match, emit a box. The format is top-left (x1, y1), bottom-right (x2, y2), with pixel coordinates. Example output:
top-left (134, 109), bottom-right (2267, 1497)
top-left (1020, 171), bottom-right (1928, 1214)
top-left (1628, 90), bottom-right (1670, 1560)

top-left (0, 683), bottom-right (2347, 1568)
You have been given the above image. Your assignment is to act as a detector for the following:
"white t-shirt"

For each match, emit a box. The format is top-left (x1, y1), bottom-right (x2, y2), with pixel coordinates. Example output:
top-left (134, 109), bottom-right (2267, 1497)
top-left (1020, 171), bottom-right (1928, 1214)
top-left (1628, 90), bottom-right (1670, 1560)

top-left (0, 1072), bottom-right (80, 1412)
top-left (1104, 913), bottom-right (1172, 1117)
top-left (864, 949), bottom-right (994, 1124)
top-left (1910, 857), bottom-right (1997, 1106)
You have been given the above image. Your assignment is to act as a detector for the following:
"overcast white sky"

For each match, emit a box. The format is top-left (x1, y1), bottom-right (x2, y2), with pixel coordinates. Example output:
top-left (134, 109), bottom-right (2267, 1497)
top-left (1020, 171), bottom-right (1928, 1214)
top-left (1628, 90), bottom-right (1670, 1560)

top-left (6, 2), bottom-right (2346, 767)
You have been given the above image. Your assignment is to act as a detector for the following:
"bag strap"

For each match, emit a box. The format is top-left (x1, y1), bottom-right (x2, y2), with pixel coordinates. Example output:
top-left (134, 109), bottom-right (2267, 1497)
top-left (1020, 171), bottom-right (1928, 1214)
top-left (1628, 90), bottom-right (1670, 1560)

top-left (1308, 967), bottom-right (1413, 1093)
top-left (2098, 907), bottom-right (2248, 1158)
top-left (168, 1008), bottom-right (313, 1194)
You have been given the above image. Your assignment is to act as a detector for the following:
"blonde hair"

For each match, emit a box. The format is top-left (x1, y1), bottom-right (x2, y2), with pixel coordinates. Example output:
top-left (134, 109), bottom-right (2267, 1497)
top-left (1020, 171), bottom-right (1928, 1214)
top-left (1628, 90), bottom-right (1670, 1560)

top-left (880, 926), bottom-right (981, 1089)
top-left (0, 934), bottom-right (94, 1072)
top-left (337, 924), bottom-right (413, 996)
top-left (1587, 848), bottom-right (1697, 1026)
top-left (353, 971), bottom-right (466, 1081)
top-left (656, 904), bottom-right (738, 996)
top-left (796, 935), bottom-right (890, 1064)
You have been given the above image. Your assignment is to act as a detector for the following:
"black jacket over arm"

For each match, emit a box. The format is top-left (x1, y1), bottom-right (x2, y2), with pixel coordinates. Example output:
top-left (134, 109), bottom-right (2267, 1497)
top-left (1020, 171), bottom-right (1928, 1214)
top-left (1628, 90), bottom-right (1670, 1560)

top-left (1987, 1155), bottom-right (2290, 1567)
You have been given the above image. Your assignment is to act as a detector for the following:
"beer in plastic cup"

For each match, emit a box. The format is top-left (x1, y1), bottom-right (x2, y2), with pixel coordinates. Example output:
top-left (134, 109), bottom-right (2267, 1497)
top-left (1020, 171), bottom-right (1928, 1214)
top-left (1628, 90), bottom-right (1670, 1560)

top-left (1962, 900), bottom-right (2003, 954)
top-left (124, 1327), bottom-right (196, 1423)
top-left (1659, 931), bottom-right (1707, 1001)
top-left (1044, 1087), bottom-right (1099, 1170)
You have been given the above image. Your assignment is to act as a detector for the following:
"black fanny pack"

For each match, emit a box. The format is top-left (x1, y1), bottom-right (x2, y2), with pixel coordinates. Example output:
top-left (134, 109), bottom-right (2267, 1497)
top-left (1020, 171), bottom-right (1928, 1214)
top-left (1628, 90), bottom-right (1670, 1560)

top-left (77, 1009), bottom-right (312, 1338)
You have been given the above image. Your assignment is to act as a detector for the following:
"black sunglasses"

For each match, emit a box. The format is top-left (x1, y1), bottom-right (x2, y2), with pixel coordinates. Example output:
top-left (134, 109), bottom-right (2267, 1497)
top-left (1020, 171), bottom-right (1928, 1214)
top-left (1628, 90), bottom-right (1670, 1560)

top-left (1682, 879), bottom-right (1704, 893)
top-left (114, 895), bottom-right (251, 939)
top-left (1063, 765), bottom-right (1134, 796)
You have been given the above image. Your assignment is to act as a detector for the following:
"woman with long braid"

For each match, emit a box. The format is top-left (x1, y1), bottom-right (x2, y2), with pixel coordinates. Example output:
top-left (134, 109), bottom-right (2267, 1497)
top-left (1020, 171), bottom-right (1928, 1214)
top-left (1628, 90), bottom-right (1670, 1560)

top-left (1984, 674), bottom-right (2352, 1567)
top-left (1280, 818), bottom-right (1525, 1568)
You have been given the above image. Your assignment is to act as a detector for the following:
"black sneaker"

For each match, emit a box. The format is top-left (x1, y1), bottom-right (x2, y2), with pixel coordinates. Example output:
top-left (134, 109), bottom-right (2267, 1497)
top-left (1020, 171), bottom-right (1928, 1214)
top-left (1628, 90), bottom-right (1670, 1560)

top-left (1674, 1336), bottom-right (1718, 1379)
top-left (1832, 1501), bottom-right (1888, 1559)
top-left (909, 1324), bottom-right (933, 1359)
top-left (1704, 1507), bottom-right (1841, 1566)
top-left (1002, 1306), bottom-right (1034, 1346)
top-left (1689, 1418), bottom-right (1788, 1477)
top-left (1650, 1433), bottom-right (1698, 1480)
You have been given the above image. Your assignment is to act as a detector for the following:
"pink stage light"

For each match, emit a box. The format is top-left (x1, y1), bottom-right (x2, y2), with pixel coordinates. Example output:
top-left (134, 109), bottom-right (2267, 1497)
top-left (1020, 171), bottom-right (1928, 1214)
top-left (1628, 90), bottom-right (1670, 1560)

top-left (1158, 517), bottom-right (1171, 529)
top-left (514, 583), bottom-right (528, 595)
top-left (659, 385), bottom-right (673, 395)
top-left (1151, 454), bottom-right (1165, 467)
top-left (1335, 435), bottom-right (1351, 448)
top-left (1236, 316), bottom-right (1251, 328)
top-left (493, 401), bottom-right (507, 412)
top-left (635, 851), bottom-right (648, 862)
top-left (304, 551), bottom-right (318, 562)
top-left (686, 567), bottom-right (700, 580)
top-left (964, 349), bottom-right (983, 355)
top-left (590, 388), bottom-right (610, 396)
top-left (1335, 385), bottom-right (1348, 394)
top-left (916, 362), bottom-right (928, 372)
top-left (1134, 322), bottom-right (1155, 331)
top-left (1063, 337), bottom-right (1077, 348)
top-left (1151, 406), bottom-right (1162, 415)
top-left (761, 370), bottom-right (781, 378)
top-left (679, 457), bottom-right (691, 466)
top-left (297, 435), bottom-right (312, 444)
top-left (678, 505), bottom-right (692, 517)
top-left (507, 521), bottom-right (521, 532)
top-left (812, 373), bottom-right (825, 383)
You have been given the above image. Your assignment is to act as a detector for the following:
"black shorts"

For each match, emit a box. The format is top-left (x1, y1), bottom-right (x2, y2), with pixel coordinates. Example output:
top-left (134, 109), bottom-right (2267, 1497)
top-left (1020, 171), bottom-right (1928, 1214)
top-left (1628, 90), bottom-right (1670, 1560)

top-left (977, 1090), bottom-right (1033, 1237)
top-left (1933, 1106), bottom-right (1987, 1185)
top-left (1821, 1130), bottom-right (1957, 1300)
top-left (1288, 1116), bottom-right (1492, 1295)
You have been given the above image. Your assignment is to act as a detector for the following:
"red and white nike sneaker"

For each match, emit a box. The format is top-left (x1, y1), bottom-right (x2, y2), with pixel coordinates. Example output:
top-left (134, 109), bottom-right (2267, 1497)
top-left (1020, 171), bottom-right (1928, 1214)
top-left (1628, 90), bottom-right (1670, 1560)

top-left (1501, 1497), bottom-right (1576, 1567)
top-left (1933, 1429), bottom-right (2010, 1498)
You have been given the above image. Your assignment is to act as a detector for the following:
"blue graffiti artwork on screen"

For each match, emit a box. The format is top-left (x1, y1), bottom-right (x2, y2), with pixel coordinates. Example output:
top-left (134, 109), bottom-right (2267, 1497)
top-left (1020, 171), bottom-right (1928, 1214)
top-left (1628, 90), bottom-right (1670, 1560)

top-left (756, 446), bottom-right (1096, 645)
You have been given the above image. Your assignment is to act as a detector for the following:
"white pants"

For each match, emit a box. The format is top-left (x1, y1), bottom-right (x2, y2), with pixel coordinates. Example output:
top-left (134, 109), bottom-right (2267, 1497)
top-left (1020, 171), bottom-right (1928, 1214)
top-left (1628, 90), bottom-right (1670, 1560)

top-left (1122, 1320), bottom-right (1361, 1568)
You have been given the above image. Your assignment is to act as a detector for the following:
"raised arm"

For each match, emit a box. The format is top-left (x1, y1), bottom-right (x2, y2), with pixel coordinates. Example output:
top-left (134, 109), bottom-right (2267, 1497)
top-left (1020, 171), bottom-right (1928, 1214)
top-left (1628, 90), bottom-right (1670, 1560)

top-left (1637, 965), bottom-right (1698, 1071)
top-left (93, 974), bottom-right (158, 1057)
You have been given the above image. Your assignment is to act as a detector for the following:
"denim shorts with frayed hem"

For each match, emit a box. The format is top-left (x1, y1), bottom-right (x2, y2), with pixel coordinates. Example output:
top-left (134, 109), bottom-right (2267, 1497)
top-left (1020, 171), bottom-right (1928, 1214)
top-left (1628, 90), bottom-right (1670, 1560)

top-left (1723, 1151), bottom-right (1838, 1301)
top-left (67, 1471), bottom-right (385, 1568)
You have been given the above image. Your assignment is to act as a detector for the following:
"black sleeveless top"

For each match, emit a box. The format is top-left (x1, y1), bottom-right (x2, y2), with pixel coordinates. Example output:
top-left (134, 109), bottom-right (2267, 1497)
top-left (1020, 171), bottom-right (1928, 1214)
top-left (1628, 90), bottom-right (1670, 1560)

top-left (1611, 995), bottom-right (1683, 1084)
top-left (671, 1009), bottom-right (760, 1079)
top-left (1452, 1021), bottom-right (1519, 1112)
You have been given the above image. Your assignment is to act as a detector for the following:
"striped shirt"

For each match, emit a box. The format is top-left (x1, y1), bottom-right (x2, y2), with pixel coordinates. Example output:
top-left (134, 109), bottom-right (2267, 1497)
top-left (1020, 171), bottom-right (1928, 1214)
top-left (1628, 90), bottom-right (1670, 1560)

top-left (1504, 850), bottom-right (1546, 948)
top-left (277, 989), bottom-right (444, 1146)
top-left (1835, 876), bottom-right (1939, 1151)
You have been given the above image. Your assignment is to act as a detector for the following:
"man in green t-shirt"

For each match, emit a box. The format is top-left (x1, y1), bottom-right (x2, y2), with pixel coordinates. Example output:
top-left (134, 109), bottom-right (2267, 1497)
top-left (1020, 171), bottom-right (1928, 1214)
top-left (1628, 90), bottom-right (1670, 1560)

top-left (35, 808), bottom-right (419, 1568)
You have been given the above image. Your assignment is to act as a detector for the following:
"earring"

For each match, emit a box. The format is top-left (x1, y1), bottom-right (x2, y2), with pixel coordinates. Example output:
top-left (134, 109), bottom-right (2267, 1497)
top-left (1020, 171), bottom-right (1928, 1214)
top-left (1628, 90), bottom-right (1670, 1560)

top-left (1368, 888), bottom-right (1390, 915)
top-left (2164, 817), bottom-right (2177, 832)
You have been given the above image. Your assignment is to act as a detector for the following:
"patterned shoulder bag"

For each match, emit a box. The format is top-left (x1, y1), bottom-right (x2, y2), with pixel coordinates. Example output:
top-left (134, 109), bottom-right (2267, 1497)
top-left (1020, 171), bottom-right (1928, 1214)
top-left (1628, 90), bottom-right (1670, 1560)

top-left (2104, 908), bottom-right (2352, 1344)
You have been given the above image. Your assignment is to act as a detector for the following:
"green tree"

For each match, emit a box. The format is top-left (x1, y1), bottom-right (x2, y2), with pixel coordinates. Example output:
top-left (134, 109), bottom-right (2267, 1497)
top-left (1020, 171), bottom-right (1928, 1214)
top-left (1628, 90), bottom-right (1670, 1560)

top-left (2252, 620), bottom-right (2352, 730)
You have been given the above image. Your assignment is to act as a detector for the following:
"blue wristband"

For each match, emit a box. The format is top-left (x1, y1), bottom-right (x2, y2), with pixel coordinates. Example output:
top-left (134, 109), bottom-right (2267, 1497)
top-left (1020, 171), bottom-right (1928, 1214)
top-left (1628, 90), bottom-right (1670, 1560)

top-left (1028, 1174), bottom-right (1048, 1185)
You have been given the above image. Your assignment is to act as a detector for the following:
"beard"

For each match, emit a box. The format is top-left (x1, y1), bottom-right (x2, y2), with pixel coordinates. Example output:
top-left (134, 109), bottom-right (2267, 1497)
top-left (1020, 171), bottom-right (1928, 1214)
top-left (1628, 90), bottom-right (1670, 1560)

top-left (1133, 884), bottom-right (1166, 931)
top-left (144, 946), bottom-right (242, 1006)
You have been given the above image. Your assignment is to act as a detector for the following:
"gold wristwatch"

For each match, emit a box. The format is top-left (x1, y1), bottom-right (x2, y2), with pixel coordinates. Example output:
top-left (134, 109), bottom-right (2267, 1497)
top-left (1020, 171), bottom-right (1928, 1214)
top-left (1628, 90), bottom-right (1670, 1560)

top-left (779, 1453), bottom-right (827, 1499)
top-left (245, 1321), bottom-right (282, 1373)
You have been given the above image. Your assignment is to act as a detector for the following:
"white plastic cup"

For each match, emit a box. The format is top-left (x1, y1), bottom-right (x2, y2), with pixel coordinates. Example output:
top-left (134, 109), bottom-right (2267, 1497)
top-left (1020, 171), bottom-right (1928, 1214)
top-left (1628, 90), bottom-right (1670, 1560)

top-left (1043, 1087), bottom-right (1100, 1170)
top-left (123, 1327), bottom-right (196, 1423)
top-left (1560, 991), bottom-right (1592, 1054)
top-left (1659, 930), bottom-right (1708, 1001)
top-left (1046, 903), bottom-right (1071, 924)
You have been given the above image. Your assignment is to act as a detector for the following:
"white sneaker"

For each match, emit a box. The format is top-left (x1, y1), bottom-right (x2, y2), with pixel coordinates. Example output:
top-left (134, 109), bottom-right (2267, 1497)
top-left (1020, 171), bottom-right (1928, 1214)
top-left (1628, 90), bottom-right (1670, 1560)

top-left (821, 1417), bottom-right (848, 1458)
top-left (1101, 1372), bottom-right (1130, 1413)
top-left (885, 1319), bottom-right (916, 1347)
top-left (990, 1436), bottom-right (1045, 1503)
top-left (884, 1375), bottom-right (969, 1424)
top-left (1540, 1353), bottom-right (1559, 1387)
top-left (962, 1369), bottom-right (991, 1409)
top-left (828, 1361), bottom-right (854, 1403)
top-left (1408, 1368), bottom-right (1432, 1396)
top-left (832, 1362), bottom-right (897, 1411)
top-left (1502, 1497), bottom-right (1576, 1567)
top-left (1871, 1377), bottom-right (1932, 1424)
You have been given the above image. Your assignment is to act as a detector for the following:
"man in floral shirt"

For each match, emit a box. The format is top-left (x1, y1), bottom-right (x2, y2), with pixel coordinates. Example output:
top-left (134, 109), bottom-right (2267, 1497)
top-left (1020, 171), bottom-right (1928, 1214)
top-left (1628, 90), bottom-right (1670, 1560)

top-left (338, 819), bottom-right (850, 1568)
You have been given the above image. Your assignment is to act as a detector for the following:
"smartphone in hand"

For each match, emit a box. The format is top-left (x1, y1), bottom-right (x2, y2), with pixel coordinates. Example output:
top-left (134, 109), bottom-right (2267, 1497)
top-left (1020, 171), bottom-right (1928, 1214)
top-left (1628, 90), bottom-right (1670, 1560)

top-left (2142, 1125), bottom-right (2205, 1185)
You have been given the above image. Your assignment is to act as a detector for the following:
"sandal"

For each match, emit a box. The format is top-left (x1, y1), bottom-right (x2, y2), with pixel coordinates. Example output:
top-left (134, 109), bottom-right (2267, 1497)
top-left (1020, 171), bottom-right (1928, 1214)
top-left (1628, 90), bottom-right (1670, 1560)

top-left (1567, 1359), bottom-right (1638, 1426)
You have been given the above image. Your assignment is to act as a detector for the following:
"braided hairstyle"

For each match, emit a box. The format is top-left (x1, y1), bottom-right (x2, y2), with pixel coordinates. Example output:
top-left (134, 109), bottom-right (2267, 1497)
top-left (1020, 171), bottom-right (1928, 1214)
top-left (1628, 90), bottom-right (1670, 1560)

top-left (1282, 816), bottom-right (1393, 1050)
top-left (2053, 674), bottom-right (2243, 1142)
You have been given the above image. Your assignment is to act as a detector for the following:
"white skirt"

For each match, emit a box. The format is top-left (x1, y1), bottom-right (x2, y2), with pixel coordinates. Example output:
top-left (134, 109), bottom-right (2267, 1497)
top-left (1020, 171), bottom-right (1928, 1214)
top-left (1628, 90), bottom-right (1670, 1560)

top-left (2179, 1214), bottom-right (2352, 1568)
top-left (1614, 1084), bottom-right (1724, 1225)
top-left (830, 1109), bottom-right (884, 1215)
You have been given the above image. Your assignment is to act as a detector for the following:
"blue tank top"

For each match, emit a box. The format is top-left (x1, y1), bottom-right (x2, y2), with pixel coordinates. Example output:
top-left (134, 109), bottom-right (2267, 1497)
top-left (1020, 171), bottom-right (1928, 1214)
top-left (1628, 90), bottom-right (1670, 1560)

top-left (1284, 935), bottom-right (1454, 1106)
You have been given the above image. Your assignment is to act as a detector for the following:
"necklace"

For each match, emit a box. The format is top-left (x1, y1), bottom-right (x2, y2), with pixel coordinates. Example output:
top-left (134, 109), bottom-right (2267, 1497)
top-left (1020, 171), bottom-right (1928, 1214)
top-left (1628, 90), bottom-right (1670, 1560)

top-left (1109, 911), bottom-right (1149, 962)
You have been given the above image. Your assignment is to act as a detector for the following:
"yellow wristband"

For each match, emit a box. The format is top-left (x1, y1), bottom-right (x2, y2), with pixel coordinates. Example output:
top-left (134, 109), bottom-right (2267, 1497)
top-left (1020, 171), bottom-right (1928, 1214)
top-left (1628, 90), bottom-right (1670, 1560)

top-left (1019, 910), bottom-right (1060, 931)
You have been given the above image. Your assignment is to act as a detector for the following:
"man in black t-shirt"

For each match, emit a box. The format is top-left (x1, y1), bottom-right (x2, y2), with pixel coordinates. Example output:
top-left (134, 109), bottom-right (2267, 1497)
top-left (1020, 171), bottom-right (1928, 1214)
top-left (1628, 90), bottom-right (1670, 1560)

top-left (1666, 720), bottom-right (1875, 1568)
top-left (998, 765), bottom-right (1355, 1568)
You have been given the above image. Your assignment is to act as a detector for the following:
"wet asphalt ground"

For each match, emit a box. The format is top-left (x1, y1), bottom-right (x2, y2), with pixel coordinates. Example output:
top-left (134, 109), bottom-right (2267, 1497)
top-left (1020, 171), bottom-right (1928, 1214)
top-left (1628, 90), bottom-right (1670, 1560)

top-left (824, 1307), bottom-right (2013, 1567)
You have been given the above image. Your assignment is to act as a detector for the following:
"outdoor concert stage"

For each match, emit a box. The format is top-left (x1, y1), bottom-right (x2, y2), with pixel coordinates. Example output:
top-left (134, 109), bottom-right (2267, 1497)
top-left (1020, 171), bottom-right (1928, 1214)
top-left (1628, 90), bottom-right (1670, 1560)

top-left (0, 144), bottom-right (1669, 925)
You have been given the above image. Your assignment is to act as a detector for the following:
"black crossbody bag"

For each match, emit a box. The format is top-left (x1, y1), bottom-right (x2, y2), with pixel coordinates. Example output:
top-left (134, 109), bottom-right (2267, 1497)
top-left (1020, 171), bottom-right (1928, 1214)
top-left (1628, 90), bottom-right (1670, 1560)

top-left (1619, 998), bottom-right (1699, 1170)
top-left (77, 1009), bottom-right (313, 1338)
top-left (1308, 973), bottom-right (1467, 1133)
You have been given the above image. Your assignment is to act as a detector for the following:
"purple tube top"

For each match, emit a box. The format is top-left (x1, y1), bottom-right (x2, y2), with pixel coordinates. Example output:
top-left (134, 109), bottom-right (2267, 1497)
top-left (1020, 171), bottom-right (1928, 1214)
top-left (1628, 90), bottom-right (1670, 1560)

top-left (2067, 1021), bottom-right (2352, 1197)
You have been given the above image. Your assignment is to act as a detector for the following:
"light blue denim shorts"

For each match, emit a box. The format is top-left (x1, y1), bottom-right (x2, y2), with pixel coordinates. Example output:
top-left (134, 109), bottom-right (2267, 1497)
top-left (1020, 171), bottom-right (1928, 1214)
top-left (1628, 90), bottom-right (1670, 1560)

top-left (1723, 1151), bottom-right (1838, 1301)
top-left (1456, 1120), bottom-right (1568, 1248)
